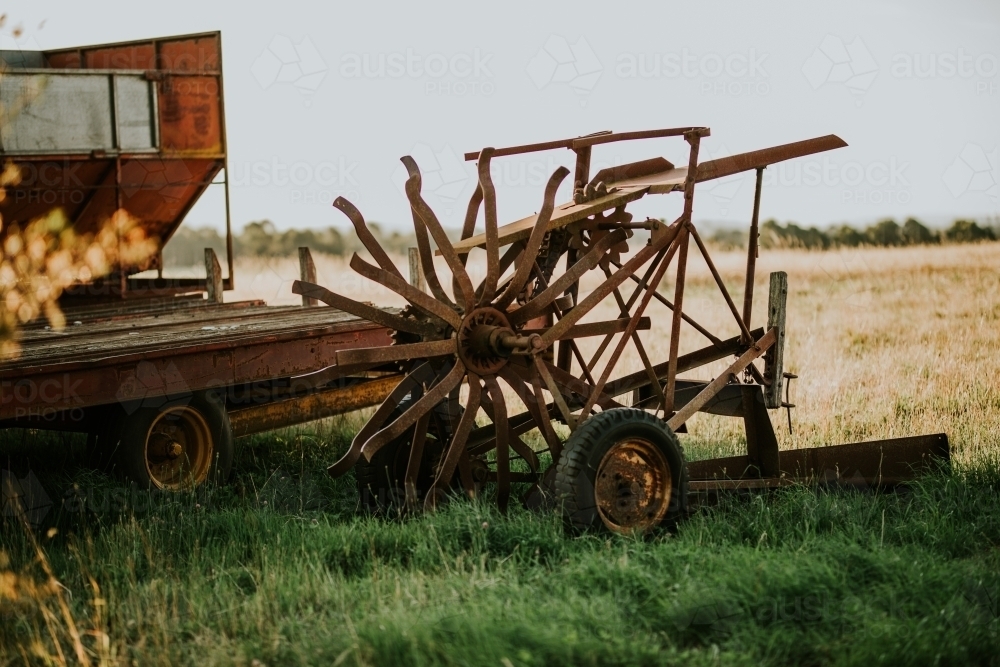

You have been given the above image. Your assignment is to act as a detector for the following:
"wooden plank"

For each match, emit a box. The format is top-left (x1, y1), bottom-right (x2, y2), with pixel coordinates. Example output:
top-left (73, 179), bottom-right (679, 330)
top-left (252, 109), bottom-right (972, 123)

top-left (205, 248), bottom-right (223, 304)
top-left (16, 303), bottom-right (292, 344)
top-left (763, 271), bottom-right (788, 409)
top-left (0, 322), bottom-right (394, 419)
top-left (298, 247), bottom-right (318, 306)
top-left (1, 307), bottom-right (394, 374)
top-left (11, 305), bottom-right (312, 353)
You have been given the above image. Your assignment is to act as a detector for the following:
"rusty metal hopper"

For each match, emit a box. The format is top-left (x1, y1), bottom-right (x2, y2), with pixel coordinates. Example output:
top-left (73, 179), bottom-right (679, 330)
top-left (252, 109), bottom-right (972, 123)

top-left (0, 31), bottom-right (232, 299)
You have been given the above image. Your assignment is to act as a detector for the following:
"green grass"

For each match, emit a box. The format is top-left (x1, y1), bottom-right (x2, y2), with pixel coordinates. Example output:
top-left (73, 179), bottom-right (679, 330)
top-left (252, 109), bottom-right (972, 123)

top-left (1, 420), bottom-right (998, 666)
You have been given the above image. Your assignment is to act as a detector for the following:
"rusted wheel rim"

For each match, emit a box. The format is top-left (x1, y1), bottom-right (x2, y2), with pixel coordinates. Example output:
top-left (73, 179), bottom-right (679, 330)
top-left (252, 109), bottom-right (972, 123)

top-left (595, 437), bottom-right (672, 534)
top-left (144, 406), bottom-right (213, 490)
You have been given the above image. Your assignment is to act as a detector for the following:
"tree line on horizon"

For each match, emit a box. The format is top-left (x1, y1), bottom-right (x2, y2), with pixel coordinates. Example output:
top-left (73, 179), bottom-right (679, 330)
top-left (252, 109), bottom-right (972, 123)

top-left (708, 217), bottom-right (998, 251)
top-left (162, 216), bottom-right (999, 266)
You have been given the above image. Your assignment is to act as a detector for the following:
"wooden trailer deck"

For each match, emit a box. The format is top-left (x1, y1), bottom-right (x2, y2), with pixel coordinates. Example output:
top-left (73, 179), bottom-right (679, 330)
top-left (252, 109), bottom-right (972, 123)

top-left (0, 299), bottom-right (394, 425)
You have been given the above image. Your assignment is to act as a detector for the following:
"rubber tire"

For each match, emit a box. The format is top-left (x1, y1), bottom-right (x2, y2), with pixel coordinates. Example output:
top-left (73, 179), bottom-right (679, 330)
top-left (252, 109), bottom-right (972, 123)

top-left (555, 408), bottom-right (688, 534)
top-left (109, 390), bottom-right (233, 490)
top-left (355, 396), bottom-right (461, 512)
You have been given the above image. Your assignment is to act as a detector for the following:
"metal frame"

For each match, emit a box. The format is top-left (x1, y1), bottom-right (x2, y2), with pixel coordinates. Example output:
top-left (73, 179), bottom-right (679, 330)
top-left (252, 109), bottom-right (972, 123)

top-left (293, 127), bottom-right (949, 514)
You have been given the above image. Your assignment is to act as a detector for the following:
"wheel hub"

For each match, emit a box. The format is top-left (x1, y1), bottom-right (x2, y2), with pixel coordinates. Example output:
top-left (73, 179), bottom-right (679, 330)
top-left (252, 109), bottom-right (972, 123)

top-left (457, 307), bottom-right (521, 375)
top-left (594, 437), bottom-right (672, 533)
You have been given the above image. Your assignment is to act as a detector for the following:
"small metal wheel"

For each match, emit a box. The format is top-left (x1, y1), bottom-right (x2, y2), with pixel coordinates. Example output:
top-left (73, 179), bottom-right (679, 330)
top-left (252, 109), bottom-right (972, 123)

top-left (110, 390), bottom-right (233, 490)
top-left (555, 408), bottom-right (688, 534)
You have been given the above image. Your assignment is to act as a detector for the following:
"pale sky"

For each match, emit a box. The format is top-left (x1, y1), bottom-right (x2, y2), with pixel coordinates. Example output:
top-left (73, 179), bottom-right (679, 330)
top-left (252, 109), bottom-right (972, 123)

top-left (4, 0), bottom-right (999, 234)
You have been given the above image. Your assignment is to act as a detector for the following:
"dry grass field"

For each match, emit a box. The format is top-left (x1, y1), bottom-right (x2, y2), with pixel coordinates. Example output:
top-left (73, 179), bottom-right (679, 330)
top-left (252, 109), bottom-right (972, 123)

top-left (2, 241), bottom-right (998, 666)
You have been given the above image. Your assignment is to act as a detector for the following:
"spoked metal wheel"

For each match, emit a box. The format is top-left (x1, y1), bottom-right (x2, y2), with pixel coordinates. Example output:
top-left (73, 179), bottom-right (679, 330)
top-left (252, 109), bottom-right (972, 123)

top-left (294, 149), bottom-right (578, 512)
top-left (293, 130), bottom-right (732, 521)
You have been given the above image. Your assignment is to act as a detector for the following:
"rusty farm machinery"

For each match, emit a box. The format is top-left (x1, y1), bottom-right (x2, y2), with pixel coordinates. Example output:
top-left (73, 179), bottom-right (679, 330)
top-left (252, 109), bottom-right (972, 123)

top-left (291, 127), bottom-right (949, 534)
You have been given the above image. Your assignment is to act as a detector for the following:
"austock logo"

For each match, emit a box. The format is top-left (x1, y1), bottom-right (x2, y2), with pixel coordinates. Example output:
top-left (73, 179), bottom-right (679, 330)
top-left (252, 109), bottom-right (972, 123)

top-left (1, 375), bottom-right (86, 423)
top-left (615, 48), bottom-right (770, 97)
top-left (802, 35), bottom-right (878, 106)
top-left (251, 35), bottom-right (328, 104)
top-left (526, 35), bottom-right (603, 104)
top-left (390, 143), bottom-right (471, 217)
top-left (339, 48), bottom-right (495, 96)
top-left (942, 143), bottom-right (999, 203)
top-left (1, 469), bottom-right (52, 528)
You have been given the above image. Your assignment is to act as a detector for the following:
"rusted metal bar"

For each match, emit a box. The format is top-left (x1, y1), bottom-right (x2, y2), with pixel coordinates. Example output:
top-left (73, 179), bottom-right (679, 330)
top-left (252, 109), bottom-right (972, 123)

top-left (687, 433), bottom-right (949, 487)
top-left (336, 338), bottom-right (456, 366)
top-left (227, 375), bottom-right (401, 437)
top-left (535, 355), bottom-right (577, 429)
top-left (361, 363), bottom-right (465, 461)
top-left (631, 331), bottom-right (667, 414)
top-left (667, 328), bottom-right (776, 431)
top-left (537, 220), bottom-right (681, 348)
top-left (499, 365), bottom-right (562, 462)
top-left (688, 223), bottom-right (754, 344)
top-left (579, 234), bottom-right (679, 422)
top-left (334, 197), bottom-right (404, 281)
top-left (603, 328), bottom-right (763, 398)
top-left (484, 375), bottom-right (511, 511)
top-left (509, 229), bottom-right (627, 325)
top-left (292, 281), bottom-right (435, 337)
top-left (610, 258), bottom-right (723, 346)
top-left (350, 254), bottom-right (463, 330)
top-left (427, 375), bottom-right (482, 505)
top-left (401, 156), bottom-right (476, 307)
top-left (573, 146), bottom-right (592, 191)
top-left (298, 247), bottom-right (318, 306)
top-left (495, 167), bottom-right (570, 309)
top-left (522, 317), bottom-right (651, 339)
top-left (663, 229), bottom-right (690, 413)
top-left (404, 413), bottom-right (431, 510)
top-left (741, 167), bottom-right (764, 338)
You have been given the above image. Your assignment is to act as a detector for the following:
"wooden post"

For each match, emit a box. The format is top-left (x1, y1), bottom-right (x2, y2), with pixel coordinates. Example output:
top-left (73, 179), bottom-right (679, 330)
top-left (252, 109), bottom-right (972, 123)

top-left (408, 247), bottom-right (426, 293)
top-left (763, 271), bottom-right (788, 409)
top-left (298, 247), bottom-right (317, 306)
top-left (204, 248), bottom-right (223, 304)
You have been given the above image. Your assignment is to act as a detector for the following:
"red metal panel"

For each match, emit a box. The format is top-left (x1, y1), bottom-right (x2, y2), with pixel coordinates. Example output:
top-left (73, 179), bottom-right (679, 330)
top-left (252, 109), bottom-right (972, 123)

top-left (158, 35), bottom-right (220, 72)
top-left (158, 76), bottom-right (223, 154)
top-left (83, 43), bottom-right (156, 70)
top-left (45, 51), bottom-right (80, 68)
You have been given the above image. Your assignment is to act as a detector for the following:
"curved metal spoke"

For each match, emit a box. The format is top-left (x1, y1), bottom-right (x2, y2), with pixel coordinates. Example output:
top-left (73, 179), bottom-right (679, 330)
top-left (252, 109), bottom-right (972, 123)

top-left (333, 197), bottom-right (403, 281)
top-left (410, 205), bottom-right (456, 308)
top-left (483, 375), bottom-right (511, 511)
top-left (292, 280), bottom-right (435, 337)
top-left (477, 148), bottom-right (500, 305)
top-left (494, 166), bottom-right (570, 310)
top-left (455, 185), bottom-right (484, 310)
top-left (360, 362), bottom-right (466, 461)
top-left (401, 155), bottom-right (476, 308)
top-left (426, 373), bottom-right (482, 508)
top-left (509, 228), bottom-right (627, 326)
top-left (404, 413), bottom-right (431, 510)
top-left (498, 365), bottom-right (562, 462)
top-left (337, 338), bottom-right (456, 366)
top-left (327, 362), bottom-right (434, 478)
top-left (478, 393), bottom-right (541, 473)
top-left (350, 254), bottom-right (462, 330)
